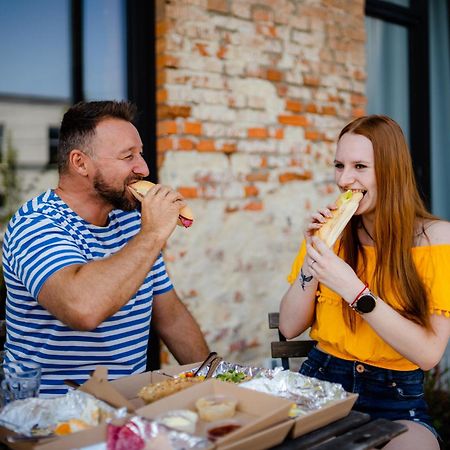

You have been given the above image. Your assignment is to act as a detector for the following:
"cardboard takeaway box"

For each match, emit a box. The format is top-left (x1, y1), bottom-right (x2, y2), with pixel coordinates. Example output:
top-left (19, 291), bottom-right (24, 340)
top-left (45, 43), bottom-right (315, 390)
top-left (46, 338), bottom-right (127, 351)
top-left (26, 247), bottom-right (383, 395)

top-left (32, 377), bottom-right (294, 450)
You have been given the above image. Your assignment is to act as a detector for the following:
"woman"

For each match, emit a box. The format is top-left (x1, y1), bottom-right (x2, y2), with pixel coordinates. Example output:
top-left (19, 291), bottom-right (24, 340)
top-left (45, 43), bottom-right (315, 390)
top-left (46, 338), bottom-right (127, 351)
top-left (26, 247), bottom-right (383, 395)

top-left (279, 115), bottom-right (450, 449)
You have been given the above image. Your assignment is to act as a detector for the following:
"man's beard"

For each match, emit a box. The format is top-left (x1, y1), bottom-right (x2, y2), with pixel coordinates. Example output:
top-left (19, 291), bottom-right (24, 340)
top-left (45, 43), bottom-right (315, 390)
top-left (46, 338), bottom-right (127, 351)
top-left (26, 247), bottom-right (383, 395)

top-left (93, 172), bottom-right (140, 211)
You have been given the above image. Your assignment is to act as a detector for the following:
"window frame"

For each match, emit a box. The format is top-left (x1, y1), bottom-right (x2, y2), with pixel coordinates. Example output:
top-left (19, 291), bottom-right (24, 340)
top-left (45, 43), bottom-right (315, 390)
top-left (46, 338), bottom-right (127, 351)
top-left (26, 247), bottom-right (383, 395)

top-left (365, 0), bottom-right (430, 207)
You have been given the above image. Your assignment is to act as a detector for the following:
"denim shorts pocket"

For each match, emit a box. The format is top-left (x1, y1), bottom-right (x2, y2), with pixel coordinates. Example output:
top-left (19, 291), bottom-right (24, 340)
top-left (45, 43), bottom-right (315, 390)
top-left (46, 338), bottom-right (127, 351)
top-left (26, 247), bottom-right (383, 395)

top-left (392, 372), bottom-right (425, 400)
top-left (299, 359), bottom-right (321, 379)
top-left (394, 382), bottom-right (424, 399)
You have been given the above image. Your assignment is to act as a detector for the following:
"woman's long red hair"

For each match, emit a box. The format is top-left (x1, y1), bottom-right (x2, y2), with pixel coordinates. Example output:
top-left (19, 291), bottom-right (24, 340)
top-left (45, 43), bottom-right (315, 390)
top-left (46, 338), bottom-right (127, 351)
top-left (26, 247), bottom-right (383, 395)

top-left (338, 115), bottom-right (436, 330)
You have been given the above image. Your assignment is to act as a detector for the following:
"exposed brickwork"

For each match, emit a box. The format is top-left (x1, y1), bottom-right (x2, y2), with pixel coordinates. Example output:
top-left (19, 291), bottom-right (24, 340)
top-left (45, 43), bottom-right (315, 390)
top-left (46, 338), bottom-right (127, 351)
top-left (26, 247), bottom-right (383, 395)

top-left (155, 0), bottom-right (366, 367)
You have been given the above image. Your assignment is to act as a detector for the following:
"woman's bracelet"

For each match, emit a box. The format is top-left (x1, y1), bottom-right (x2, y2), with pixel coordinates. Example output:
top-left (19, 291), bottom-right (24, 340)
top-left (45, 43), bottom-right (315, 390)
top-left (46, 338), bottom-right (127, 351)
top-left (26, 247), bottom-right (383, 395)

top-left (350, 283), bottom-right (368, 307)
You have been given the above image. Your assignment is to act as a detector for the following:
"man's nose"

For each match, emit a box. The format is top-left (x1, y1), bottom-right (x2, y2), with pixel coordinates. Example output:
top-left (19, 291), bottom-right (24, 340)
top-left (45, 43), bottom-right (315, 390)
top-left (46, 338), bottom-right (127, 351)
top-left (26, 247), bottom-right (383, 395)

top-left (133, 155), bottom-right (149, 177)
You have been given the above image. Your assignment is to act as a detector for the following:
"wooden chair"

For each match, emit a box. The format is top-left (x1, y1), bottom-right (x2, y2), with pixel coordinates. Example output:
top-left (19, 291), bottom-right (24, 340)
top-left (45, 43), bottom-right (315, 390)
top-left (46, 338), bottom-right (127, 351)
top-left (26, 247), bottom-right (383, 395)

top-left (269, 312), bottom-right (316, 370)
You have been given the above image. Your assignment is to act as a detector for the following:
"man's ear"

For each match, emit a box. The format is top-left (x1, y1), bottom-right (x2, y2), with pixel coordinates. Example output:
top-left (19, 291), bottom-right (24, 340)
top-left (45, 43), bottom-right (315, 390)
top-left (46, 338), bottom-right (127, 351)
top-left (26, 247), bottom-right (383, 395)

top-left (69, 149), bottom-right (90, 176)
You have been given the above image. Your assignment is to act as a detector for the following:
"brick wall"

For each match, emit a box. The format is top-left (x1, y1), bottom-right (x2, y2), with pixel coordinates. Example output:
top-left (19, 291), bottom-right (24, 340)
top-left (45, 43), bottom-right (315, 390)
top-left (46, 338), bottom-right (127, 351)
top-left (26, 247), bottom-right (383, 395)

top-left (155, 0), bottom-right (366, 367)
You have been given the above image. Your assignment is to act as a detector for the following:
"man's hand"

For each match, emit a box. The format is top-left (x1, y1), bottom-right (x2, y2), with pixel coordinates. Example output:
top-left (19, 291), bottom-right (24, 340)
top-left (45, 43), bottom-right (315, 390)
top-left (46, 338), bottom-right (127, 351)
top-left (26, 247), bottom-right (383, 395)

top-left (139, 184), bottom-right (187, 242)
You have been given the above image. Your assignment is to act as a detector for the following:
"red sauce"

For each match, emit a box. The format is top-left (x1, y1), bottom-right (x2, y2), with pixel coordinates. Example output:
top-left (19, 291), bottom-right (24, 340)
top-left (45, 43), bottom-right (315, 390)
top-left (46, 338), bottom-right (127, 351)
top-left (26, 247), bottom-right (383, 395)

top-left (207, 423), bottom-right (241, 440)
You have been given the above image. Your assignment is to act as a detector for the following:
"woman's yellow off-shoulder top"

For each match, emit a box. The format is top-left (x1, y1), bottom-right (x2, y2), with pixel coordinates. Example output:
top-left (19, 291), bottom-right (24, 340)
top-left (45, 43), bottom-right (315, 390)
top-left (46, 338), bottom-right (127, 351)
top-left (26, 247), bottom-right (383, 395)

top-left (287, 241), bottom-right (450, 371)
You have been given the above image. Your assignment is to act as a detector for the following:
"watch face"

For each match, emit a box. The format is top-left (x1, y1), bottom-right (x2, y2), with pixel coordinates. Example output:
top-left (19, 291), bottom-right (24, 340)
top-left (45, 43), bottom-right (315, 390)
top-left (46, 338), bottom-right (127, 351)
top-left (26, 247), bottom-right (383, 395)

top-left (355, 294), bottom-right (376, 313)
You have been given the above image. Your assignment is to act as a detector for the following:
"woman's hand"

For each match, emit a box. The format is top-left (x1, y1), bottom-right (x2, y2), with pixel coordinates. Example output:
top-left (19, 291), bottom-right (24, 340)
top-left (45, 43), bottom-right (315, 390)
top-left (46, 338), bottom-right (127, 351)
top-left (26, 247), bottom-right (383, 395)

top-left (304, 204), bottom-right (337, 239)
top-left (306, 236), bottom-right (364, 302)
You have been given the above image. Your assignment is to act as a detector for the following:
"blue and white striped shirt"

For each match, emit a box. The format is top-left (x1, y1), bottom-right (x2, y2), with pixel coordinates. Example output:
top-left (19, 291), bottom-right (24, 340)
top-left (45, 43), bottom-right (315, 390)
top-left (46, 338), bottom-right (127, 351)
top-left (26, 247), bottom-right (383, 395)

top-left (2, 190), bottom-right (173, 396)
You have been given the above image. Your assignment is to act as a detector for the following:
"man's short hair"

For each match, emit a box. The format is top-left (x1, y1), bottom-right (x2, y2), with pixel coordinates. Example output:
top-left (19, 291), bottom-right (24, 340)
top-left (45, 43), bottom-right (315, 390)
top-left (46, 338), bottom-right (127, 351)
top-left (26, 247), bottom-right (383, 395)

top-left (57, 100), bottom-right (137, 173)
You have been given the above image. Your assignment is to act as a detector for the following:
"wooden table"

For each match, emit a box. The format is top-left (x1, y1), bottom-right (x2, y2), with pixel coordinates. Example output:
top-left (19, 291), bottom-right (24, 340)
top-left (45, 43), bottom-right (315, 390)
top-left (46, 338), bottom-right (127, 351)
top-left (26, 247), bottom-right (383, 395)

top-left (272, 411), bottom-right (407, 450)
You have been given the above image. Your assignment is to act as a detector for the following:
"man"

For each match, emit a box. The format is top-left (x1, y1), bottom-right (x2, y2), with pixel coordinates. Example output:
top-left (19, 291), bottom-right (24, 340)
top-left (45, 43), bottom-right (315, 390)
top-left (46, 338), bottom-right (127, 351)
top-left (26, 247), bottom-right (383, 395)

top-left (2, 101), bottom-right (209, 396)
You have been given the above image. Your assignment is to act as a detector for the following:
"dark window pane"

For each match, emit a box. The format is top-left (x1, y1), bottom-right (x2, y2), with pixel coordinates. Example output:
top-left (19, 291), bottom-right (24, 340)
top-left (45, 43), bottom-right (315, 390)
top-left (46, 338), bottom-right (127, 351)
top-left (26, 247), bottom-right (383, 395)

top-left (48, 127), bottom-right (59, 165)
top-left (365, 16), bottom-right (410, 143)
top-left (83, 0), bottom-right (127, 100)
top-left (0, 0), bottom-right (70, 99)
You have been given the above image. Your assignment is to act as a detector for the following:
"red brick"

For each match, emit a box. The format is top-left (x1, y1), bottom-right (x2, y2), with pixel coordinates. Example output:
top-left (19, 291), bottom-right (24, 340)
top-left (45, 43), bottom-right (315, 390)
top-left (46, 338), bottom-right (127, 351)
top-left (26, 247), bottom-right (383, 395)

top-left (354, 69), bottom-right (366, 81)
top-left (244, 201), bottom-right (264, 211)
top-left (273, 128), bottom-right (284, 139)
top-left (246, 172), bottom-right (269, 182)
top-left (305, 130), bottom-right (323, 141)
top-left (157, 121), bottom-right (177, 136)
top-left (221, 143), bottom-right (237, 154)
top-left (195, 43), bottom-right (210, 57)
top-left (244, 185), bottom-right (259, 197)
top-left (178, 138), bottom-right (195, 151)
top-left (156, 89), bottom-right (168, 104)
top-left (225, 205), bottom-right (239, 213)
top-left (248, 128), bottom-right (268, 139)
top-left (351, 93), bottom-right (367, 106)
top-left (305, 103), bottom-right (318, 114)
top-left (156, 39), bottom-right (165, 55)
top-left (184, 122), bottom-right (202, 135)
top-left (158, 105), bottom-right (191, 119)
top-left (285, 100), bottom-right (303, 113)
top-left (266, 69), bottom-right (283, 82)
top-left (178, 187), bottom-right (198, 198)
top-left (322, 106), bottom-right (337, 115)
top-left (217, 46), bottom-right (228, 59)
top-left (279, 171), bottom-right (313, 183)
top-left (156, 70), bottom-right (166, 87)
top-left (352, 107), bottom-right (366, 118)
top-left (157, 137), bottom-right (173, 153)
top-left (256, 24), bottom-right (277, 38)
top-left (156, 21), bottom-right (166, 38)
top-left (207, 0), bottom-right (229, 13)
top-left (303, 75), bottom-right (320, 87)
top-left (252, 7), bottom-right (273, 22)
top-left (278, 115), bottom-right (308, 127)
top-left (197, 140), bottom-right (216, 152)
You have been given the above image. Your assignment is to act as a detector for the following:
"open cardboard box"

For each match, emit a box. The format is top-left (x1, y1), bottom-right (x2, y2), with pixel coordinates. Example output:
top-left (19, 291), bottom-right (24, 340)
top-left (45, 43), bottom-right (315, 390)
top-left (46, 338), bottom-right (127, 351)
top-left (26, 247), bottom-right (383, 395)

top-left (135, 379), bottom-right (293, 448)
top-left (290, 393), bottom-right (358, 438)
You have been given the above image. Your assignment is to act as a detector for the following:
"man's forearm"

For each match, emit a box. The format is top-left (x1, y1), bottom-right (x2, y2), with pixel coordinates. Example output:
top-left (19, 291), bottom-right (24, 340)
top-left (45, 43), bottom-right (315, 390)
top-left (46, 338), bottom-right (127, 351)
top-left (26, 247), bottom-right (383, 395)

top-left (153, 295), bottom-right (210, 364)
top-left (39, 230), bottom-right (166, 329)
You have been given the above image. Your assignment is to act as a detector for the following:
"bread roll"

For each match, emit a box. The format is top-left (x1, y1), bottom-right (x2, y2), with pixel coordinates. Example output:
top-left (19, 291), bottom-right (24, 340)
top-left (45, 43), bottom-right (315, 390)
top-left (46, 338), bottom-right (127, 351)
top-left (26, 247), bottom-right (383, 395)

top-left (128, 180), bottom-right (194, 228)
top-left (316, 190), bottom-right (363, 247)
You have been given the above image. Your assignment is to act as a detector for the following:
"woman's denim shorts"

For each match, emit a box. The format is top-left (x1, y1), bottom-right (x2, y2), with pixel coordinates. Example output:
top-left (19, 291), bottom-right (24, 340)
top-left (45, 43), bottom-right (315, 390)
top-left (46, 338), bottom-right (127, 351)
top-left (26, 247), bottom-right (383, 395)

top-left (300, 347), bottom-right (438, 438)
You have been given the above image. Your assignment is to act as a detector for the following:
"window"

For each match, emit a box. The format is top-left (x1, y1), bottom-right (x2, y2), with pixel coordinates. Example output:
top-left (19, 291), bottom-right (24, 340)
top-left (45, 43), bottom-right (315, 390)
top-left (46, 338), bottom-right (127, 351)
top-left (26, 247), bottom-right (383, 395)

top-left (365, 0), bottom-right (430, 205)
top-left (0, 1), bottom-right (71, 99)
top-left (83, 0), bottom-right (127, 100)
top-left (48, 127), bottom-right (59, 166)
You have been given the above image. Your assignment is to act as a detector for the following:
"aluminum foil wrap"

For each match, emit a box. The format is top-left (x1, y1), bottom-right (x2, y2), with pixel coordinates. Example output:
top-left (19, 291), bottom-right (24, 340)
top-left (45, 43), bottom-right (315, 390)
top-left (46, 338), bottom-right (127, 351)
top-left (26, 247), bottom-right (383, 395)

top-left (240, 369), bottom-right (347, 414)
top-left (107, 417), bottom-right (210, 450)
top-left (179, 360), bottom-right (271, 380)
top-left (0, 390), bottom-right (127, 436)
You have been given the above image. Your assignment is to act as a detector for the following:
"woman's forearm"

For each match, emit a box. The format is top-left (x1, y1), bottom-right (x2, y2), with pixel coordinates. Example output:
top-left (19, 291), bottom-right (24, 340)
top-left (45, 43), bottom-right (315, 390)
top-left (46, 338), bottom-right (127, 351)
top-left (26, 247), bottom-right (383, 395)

top-left (279, 265), bottom-right (318, 339)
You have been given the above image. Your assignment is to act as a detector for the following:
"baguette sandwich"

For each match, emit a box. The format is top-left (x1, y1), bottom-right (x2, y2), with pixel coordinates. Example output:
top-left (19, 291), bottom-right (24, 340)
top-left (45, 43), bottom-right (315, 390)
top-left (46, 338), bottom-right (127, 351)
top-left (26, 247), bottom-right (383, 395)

top-left (128, 180), bottom-right (194, 228)
top-left (315, 190), bottom-right (363, 247)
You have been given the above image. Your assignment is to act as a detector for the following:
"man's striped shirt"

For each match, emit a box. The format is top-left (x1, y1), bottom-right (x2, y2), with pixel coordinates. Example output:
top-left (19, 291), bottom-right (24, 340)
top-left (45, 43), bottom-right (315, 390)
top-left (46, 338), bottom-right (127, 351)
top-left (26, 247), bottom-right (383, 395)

top-left (2, 189), bottom-right (172, 396)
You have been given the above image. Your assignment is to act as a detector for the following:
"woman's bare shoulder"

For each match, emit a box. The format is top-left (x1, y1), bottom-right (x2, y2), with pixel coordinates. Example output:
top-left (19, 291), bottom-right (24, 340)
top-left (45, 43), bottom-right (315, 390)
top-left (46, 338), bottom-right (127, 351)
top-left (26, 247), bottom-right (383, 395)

top-left (419, 220), bottom-right (450, 245)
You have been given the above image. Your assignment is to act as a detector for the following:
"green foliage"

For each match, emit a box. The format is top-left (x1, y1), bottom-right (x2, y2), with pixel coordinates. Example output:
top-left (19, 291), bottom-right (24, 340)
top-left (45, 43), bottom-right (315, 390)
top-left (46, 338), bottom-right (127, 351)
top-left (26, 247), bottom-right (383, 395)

top-left (0, 133), bottom-right (21, 224)
top-left (424, 364), bottom-right (450, 448)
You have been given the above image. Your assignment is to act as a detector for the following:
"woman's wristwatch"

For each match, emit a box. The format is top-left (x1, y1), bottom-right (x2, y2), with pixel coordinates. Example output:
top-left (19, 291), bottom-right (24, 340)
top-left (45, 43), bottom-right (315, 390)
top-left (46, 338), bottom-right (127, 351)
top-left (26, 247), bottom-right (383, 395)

top-left (350, 284), bottom-right (377, 314)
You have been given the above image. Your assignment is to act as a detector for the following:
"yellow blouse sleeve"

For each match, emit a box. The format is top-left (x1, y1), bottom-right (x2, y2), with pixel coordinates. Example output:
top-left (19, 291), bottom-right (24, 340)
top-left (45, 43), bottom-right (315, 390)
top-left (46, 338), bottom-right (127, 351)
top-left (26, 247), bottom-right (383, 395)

top-left (287, 240), bottom-right (307, 284)
top-left (424, 245), bottom-right (450, 317)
